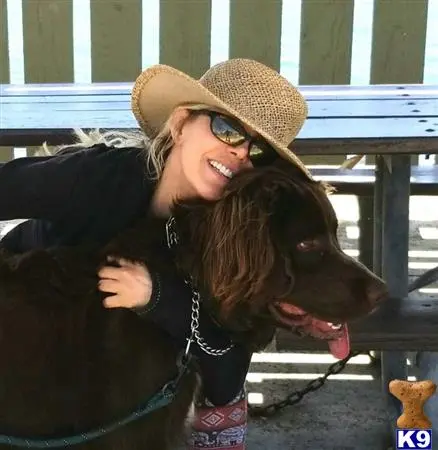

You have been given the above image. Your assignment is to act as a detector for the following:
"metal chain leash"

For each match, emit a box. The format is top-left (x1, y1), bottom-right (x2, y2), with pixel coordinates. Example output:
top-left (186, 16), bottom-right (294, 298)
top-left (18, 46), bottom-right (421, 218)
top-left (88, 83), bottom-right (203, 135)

top-left (166, 216), bottom-right (234, 358)
top-left (248, 350), bottom-right (362, 418)
top-left (189, 288), bottom-right (234, 356)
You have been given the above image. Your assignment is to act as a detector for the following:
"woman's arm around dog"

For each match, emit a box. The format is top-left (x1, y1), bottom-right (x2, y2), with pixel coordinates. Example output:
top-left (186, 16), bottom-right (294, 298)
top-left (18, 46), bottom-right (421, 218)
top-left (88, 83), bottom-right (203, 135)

top-left (0, 144), bottom-right (152, 221)
top-left (1, 143), bottom-right (252, 397)
top-left (0, 144), bottom-right (153, 252)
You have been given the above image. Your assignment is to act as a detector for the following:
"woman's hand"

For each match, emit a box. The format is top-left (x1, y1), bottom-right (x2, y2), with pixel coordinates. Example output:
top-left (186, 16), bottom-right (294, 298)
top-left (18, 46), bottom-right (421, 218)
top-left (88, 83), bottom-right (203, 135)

top-left (98, 257), bottom-right (153, 309)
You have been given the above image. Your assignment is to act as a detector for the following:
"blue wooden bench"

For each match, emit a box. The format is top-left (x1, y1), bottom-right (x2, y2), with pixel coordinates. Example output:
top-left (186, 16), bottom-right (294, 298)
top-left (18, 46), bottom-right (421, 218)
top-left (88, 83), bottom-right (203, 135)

top-left (1, 82), bottom-right (437, 153)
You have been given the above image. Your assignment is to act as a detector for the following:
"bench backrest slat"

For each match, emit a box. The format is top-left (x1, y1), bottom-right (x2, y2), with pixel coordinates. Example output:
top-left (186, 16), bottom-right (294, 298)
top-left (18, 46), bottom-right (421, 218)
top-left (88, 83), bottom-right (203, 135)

top-left (371, 0), bottom-right (428, 85)
top-left (299, 0), bottom-right (354, 86)
top-left (298, 0), bottom-right (355, 166)
top-left (22, 0), bottom-right (74, 84)
top-left (90, 0), bottom-right (142, 82)
top-left (370, 0), bottom-right (429, 166)
top-left (229, 0), bottom-right (282, 71)
top-left (0, 0), bottom-right (13, 162)
top-left (20, 0), bottom-right (74, 159)
top-left (0, 0), bottom-right (9, 85)
top-left (159, 0), bottom-right (211, 78)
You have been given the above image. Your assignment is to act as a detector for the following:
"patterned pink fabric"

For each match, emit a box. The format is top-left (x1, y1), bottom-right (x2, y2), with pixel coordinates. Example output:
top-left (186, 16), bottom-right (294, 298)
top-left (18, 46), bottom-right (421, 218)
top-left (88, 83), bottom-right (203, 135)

top-left (188, 391), bottom-right (247, 449)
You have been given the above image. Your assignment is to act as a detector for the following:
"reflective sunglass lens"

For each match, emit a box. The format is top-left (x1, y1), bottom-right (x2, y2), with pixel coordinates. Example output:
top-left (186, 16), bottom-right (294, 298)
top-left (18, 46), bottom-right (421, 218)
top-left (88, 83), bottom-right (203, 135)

top-left (211, 115), bottom-right (246, 146)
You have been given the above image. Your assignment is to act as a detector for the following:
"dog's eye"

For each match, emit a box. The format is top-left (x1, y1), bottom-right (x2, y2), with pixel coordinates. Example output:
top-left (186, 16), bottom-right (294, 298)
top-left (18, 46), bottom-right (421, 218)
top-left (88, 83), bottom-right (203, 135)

top-left (296, 239), bottom-right (319, 252)
top-left (294, 239), bottom-right (326, 268)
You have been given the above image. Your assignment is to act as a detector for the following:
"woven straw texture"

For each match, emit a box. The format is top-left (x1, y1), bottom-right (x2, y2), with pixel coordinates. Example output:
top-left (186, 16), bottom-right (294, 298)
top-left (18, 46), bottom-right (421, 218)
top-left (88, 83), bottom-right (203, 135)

top-left (131, 58), bottom-right (311, 176)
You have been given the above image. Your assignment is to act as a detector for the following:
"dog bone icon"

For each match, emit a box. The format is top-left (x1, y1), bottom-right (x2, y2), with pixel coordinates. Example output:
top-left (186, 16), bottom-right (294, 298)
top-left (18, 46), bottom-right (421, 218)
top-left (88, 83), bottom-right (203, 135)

top-left (389, 379), bottom-right (437, 429)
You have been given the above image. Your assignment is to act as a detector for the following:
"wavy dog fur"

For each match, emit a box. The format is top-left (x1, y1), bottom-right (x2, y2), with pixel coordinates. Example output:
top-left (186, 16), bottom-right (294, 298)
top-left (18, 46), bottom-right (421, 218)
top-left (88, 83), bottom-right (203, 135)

top-left (174, 162), bottom-right (333, 321)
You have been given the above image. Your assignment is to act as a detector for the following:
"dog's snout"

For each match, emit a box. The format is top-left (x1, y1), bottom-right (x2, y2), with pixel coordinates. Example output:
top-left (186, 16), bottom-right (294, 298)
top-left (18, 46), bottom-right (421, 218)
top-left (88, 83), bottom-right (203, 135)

top-left (365, 281), bottom-right (389, 308)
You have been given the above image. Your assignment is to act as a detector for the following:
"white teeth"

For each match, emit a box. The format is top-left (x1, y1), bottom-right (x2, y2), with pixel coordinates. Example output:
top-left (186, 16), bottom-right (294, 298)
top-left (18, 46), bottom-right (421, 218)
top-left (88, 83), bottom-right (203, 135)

top-left (209, 160), bottom-right (234, 179)
top-left (328, 322), bottom-right (343, 330)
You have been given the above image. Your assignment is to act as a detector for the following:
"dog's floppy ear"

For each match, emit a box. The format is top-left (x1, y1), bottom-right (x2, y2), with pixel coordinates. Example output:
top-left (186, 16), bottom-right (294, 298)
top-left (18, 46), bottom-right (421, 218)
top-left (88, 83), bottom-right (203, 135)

top-left (201, 193), bottom-right (276, 314)
top-left (190, 173), bottom-right (296, 317)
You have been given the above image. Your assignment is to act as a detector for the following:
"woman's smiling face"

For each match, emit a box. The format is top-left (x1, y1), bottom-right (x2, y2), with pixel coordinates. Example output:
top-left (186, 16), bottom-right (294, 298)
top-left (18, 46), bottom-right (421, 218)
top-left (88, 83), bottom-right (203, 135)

top-left (167, 108), bottom-right (257, 201)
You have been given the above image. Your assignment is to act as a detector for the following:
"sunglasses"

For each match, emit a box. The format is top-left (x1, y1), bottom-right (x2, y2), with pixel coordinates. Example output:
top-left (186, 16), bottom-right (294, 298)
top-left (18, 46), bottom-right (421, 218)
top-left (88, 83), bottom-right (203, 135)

top-left (193, 110), bottom-right (279, 167)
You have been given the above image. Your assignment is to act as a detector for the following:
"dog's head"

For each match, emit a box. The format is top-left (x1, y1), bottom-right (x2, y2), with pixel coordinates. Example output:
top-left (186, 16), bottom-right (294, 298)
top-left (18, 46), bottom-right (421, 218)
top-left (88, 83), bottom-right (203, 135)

top-left (173, 163), bottom-right (388, 357)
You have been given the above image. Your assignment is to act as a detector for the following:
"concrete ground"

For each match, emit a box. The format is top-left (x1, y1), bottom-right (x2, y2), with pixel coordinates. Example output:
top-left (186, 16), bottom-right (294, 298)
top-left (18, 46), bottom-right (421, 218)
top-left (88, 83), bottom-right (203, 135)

top-left (245, 351), bottom-right (397, 450)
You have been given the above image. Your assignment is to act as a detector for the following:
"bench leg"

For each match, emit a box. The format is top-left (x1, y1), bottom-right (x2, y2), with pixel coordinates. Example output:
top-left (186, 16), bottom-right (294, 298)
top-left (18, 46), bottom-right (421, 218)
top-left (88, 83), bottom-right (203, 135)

top-left (376, 155), bottom-right (410, 442)
top-left (358, 195), bottom-right (374, 271)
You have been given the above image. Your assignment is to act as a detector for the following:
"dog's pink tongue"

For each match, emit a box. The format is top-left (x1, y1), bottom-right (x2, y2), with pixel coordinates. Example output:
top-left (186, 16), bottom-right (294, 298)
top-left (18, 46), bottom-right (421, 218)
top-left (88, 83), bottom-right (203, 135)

top-left (328, 324), bottom-right (350, 360)
top-left (278, 304), bottom-right (306, 315)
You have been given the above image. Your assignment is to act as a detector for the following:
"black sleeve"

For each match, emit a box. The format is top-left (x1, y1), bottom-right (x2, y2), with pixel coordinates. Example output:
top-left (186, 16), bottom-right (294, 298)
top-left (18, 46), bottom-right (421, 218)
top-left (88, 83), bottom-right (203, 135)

top-left (0, 144), bottom-right (145, 222)
top-left (131, 270), bottom-right (194, 345)
top-left (133, 270), bottom-right (252, 406)
top-left (194, 342), bottom-right (252, 406)
top-left (0, 148), bottom-right (84, 221)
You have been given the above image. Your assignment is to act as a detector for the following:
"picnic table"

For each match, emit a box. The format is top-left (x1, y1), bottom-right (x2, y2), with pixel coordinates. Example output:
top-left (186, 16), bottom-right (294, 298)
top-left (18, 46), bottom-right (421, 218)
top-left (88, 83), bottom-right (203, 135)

top-left (1, 81), bottom-right (438, 445)
top-left (1, 83), bottom-right (437, 153)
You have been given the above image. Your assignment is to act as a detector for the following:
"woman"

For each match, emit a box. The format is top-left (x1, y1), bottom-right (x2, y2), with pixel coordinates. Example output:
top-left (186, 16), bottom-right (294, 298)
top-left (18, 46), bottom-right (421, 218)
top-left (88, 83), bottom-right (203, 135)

top-left (0, 58), bottom-right (311, 449)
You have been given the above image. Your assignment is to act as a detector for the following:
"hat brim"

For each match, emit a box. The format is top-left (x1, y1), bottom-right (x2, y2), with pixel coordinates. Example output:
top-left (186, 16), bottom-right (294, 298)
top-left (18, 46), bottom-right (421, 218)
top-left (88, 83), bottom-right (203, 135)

top-left (131, 64), bottom-right (310, 176)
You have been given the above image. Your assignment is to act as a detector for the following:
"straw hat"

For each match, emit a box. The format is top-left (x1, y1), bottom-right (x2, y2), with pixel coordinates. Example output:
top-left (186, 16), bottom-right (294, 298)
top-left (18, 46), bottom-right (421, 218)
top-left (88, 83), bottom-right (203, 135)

top-left (131, 58), bottom-right (311, 176)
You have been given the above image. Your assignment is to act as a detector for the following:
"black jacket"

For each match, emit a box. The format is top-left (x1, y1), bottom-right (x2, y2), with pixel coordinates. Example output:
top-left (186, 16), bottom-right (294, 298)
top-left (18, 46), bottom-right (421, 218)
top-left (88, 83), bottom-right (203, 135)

top-left (0, 143), bottom-right (251, 405)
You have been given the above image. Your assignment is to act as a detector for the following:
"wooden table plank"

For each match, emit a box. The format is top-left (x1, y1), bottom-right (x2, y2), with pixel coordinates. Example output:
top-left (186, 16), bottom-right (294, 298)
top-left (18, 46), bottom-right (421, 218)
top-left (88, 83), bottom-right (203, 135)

top-left (3, 97), bottom-right (438, 118)
top-left (294, 137), bottom-right (437, 156)
top-left (0, 83), bottom-right (133, 96)
top-left (312, 165), bottom-right (438, 184)
top-left (1, 95), bottom-right (132, 104)
top-left (2, 132), bottom-right (437, 157)
top-left (1, 111), bottom-right (437, 138)
top-left (2, 83), bottom-right (438, 100)
top-left (314, 166), bottom-right (438, 195)
top-left (300, 117), bottom-right (438, 138)
top-left (1, 83), bottom-right (437, 153)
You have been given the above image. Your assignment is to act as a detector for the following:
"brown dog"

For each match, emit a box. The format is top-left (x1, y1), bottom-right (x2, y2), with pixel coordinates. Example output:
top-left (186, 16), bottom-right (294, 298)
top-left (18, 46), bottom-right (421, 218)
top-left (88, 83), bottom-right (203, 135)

top-left (0, 163), bottom-right (388, 449)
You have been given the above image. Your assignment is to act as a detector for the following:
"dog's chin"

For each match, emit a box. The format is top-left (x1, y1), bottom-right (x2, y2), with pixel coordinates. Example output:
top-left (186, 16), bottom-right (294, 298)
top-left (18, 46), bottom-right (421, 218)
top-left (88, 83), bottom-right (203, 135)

top-left (268, 302), bottom-right (351, 360)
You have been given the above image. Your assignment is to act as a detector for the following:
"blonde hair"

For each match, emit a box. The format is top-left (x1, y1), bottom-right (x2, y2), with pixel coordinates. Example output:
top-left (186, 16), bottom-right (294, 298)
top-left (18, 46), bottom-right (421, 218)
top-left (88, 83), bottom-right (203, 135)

top-left (39, 103), bottom-right (224, 180)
